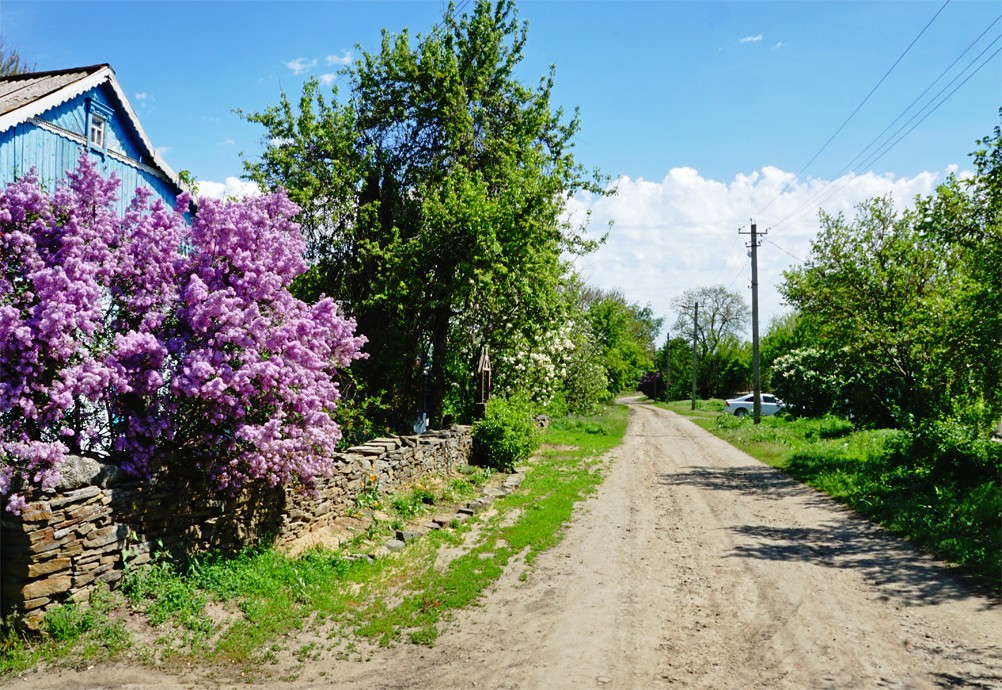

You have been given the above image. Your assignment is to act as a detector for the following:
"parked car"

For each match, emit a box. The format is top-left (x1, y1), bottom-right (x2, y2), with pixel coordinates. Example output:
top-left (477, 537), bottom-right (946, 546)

top-left (724, 393), bottom-right (784, 417)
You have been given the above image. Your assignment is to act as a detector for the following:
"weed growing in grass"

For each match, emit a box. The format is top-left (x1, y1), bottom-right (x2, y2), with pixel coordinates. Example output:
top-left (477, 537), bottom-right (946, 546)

top-left (550, 417), bottom-right (608, 435)
top-left (391, 486), bottom-right (437, 520)
top-left (353, 474), bottom-right (382, 512)
top-left (0, 586), bottom-right (131, 677)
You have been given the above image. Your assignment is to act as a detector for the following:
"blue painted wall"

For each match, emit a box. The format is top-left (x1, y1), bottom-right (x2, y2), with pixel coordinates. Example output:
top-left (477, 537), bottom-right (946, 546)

top-left (0, 82), bottom-right (183, 215)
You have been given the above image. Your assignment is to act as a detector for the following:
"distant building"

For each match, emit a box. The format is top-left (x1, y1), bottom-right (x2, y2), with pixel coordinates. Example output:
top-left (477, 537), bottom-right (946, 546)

top-left (0, 64), bottom-right (188, 212)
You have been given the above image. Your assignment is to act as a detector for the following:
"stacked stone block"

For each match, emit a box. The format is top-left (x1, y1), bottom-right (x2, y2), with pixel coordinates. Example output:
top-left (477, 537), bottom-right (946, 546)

top-left (1, 426), bottom-right (471, 629)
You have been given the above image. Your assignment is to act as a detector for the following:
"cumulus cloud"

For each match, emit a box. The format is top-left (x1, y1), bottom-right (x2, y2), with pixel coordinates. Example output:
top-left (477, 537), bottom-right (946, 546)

top-left (196, 177), bottom-right (262, 200)
top-left (739, 35), bottom-right (763, 43)
top-left (326, 51), bottom-right (353, 66)
top-left (565, 166), bottom-right (948, 335)
top-left (286, 57), bottom-right (318, 75)
top-left (319, 73), bottom-right (337, 86)
top-left (134, 91), bottom-right (151, 101)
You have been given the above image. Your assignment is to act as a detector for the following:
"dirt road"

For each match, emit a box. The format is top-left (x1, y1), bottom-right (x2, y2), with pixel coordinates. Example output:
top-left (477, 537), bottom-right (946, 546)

top-left (16, 399), bottom-right (1002, 689)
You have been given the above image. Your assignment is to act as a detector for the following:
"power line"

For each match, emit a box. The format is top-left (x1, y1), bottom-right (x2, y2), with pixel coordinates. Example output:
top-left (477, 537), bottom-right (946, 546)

top-left (757, 0), bottom-right (952, 219)
top-left (765, 238), bottom-right (804, 264)
top-left (766, 19), bottom-right (1000, 235)
top-left (827, 16), bottom-right (1001, 187)
top-left (770, 41), bottom-right (1001, 235)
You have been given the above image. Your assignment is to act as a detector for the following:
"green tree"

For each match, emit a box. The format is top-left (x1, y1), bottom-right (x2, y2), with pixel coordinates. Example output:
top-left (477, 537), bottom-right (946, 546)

top-left (241, 0), bottom-right (607, 428)
top-left (779, 113), bottom-right (1001, 428)
top-left (669, 285), bottom-right (750, 398)
top-left (581, 288), bottom-right (662, 394)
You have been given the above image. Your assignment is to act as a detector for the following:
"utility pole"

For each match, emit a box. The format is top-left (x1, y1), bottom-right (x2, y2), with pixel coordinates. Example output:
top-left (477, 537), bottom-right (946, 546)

top-left (663, 330), bottom-right (670, 403)
top-left (690, 302), bottom-right (699, 411)
top-left (739, 221), bottom-right (766, 424)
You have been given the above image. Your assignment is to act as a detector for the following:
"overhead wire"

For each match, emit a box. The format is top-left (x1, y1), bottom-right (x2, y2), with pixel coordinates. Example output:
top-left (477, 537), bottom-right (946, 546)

top-left (755, 0), bottom-right (953, 219)
top-left (824, 17), bottom-right (1001, 188)
top-left (765, 238), bottom-right (805, 264)
top-left (770, 38), bottom-right (1002, 234)
top-left (761, 9), bottom-right (1000, 236)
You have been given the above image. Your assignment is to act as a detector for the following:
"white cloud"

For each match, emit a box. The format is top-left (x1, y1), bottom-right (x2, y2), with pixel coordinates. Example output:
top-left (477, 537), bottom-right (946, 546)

top-left (319, 73), bottom-right (337, 86)
top-left (221, 138), bottom-right (235, 145)
top-left (196, 177), bottom-right (261, 200)
top-left (134, 91), bottom-right (151, 101)
top-left (566, 166), bottom-right (948, 337)
top-left (739, 35), bottom-right (763, 44)
top-left (326, 51), bottom-right (353, 66)
top-left (286, 58), bottom-right (318, 75)
top-left (772, 41), bottom-right (785, 50)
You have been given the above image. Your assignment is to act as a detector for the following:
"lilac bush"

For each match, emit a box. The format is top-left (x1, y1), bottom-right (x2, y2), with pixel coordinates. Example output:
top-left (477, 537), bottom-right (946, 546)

top-left (0, 156), bottom-right (366, 512)
top-left (170, 191), bottom-right (366, 493)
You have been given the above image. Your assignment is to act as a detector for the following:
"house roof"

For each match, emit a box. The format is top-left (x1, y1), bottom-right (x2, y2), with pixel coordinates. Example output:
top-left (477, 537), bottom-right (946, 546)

top-left (0, 64), bottom-right (188, 195)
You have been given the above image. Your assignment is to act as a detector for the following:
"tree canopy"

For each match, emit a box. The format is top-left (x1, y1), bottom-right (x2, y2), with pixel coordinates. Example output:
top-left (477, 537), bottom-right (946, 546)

top-left (241, 0), bottom-right (608, 430)
top-left (779, 113), bottom-right (1001, 429)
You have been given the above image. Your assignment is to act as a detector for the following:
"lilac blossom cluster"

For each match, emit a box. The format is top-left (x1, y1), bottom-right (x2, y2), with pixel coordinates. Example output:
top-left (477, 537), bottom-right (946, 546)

top-left (0, 156), bottom-right (366, 513)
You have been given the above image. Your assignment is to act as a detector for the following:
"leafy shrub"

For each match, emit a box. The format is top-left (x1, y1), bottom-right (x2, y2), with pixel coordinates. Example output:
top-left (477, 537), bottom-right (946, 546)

top-left (472, 395), bottom-right (539, 472)
top-left (637, 371), bottom-right (666, 401)
top-left (560, 334), bottom-right (611, 415)
top-left (898, 417), bottom-right (1000, 485)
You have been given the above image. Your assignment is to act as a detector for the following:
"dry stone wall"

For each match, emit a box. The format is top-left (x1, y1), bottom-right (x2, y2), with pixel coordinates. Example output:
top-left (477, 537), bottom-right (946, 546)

top-left (1, 426), bottom-right (471, 629)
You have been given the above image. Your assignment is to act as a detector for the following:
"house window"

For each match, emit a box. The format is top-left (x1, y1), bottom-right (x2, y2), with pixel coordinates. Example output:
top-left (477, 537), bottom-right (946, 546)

top-left (86, 98), bottom-right (112, 151)
top-left (89, 114), bottom-right (106, 149)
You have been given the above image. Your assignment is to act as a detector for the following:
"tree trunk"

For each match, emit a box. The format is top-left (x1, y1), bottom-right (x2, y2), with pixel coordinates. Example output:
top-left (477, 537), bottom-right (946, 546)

top-left (427, 305), bottom-right (452, 428)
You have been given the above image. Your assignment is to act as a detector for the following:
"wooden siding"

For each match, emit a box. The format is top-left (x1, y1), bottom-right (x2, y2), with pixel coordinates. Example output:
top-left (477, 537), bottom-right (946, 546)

top-left (0, 84), bottom-right (181, 215)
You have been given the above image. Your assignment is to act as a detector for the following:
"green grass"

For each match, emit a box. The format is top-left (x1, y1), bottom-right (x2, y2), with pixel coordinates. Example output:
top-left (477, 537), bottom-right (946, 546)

top-left (0, 585), bottom-right (131, 677)
top-left (0, 404), bottom-right (629, 680)
top-left (663, 403), bottom-right (1000, 588)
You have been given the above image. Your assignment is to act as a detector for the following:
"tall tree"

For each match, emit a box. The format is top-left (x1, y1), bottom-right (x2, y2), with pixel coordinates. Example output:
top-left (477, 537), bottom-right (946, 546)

top-left (581, 288), bottom-right (662, 394)
top-left (780, 113), bottom-right (1002, 427)
top-left (668, 285), bottom-right (750, 398)
top-left (670, 285), bottom-right (750, 358)
top-left (242, 0), bottom-right (607, 428)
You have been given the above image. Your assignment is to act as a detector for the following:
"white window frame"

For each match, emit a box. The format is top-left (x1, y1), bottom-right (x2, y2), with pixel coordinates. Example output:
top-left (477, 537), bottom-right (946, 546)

top-left (89, 114), bottom-right (106, 149)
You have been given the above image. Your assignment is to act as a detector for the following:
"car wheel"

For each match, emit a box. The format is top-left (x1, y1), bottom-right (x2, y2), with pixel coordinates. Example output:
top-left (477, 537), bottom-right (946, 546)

top-left (734, 408), bottom-right (748, 417)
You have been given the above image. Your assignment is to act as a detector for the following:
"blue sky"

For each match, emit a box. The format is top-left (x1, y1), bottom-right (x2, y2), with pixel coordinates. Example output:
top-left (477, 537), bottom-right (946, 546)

top-left (3, 0), bottom-right (1000, 332)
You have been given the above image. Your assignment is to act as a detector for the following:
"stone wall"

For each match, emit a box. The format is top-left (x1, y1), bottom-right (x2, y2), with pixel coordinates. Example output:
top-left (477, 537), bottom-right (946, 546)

top-left (0, 426), bottom-right (472, 629)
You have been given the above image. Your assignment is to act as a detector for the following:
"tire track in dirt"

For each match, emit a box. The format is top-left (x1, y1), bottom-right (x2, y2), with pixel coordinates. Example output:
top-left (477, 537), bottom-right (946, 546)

top-left (14, 399), bottom-right (1001, 689)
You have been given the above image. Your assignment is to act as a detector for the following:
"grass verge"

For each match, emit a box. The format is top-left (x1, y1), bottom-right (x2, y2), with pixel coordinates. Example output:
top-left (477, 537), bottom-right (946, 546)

top-left (0, 403), bottom-right (629, 682)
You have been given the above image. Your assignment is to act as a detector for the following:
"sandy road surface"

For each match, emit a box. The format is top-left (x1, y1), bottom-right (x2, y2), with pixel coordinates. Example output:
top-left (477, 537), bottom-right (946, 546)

top-left (16, 399), bottom-right (1001, 689)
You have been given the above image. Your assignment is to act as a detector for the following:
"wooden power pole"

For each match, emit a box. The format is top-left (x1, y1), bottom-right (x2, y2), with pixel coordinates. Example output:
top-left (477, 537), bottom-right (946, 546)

top-left (739, 222), bottom-right (766, 424)
top-left (690, 302), bottom-right (699, 411)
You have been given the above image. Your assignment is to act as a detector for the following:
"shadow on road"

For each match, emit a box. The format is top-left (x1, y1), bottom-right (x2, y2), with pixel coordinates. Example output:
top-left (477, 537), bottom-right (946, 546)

top-left (659, 464), bottom-right (999, 609)
top-left (661, 464), bottom-right (831, 504)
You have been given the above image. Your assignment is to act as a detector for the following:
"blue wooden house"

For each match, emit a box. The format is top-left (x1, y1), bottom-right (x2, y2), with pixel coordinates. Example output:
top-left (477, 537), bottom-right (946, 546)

top-left (0, 64), bottom-right (188, 213)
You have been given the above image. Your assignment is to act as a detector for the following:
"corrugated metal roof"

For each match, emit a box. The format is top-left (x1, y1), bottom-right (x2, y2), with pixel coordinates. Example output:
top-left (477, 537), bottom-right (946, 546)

top-left (0, 64), bottom-right (109, 118)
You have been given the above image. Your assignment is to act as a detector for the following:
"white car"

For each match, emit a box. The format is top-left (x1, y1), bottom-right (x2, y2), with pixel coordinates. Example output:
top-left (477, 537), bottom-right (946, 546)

top-left (725, 393), bottom-right (784, 417)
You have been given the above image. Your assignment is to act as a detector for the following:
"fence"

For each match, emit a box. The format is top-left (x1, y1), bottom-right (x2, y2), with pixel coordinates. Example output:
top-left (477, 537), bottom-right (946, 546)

top-left (1, 426), bottom-right (472, 629)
